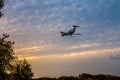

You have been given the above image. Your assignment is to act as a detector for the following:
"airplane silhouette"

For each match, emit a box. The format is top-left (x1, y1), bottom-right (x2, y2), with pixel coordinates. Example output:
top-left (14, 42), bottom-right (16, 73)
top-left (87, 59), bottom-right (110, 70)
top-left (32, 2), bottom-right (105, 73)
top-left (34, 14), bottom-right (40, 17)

top-left (60, 25), bottom-right (81, 37)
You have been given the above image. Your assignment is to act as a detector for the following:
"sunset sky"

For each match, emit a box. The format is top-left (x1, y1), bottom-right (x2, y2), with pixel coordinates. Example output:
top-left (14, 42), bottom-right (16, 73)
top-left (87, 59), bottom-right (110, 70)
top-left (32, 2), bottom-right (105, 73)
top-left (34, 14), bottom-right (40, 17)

top-left (0, 0), bottom-right (120, 78)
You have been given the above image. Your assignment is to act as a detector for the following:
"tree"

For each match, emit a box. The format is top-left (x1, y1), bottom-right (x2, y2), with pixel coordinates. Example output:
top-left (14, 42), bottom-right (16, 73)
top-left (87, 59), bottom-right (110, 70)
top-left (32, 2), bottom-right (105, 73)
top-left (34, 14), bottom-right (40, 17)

top-left (0, 0), bottom-right (4, 17)
top-left (87, 78), bottom-right (94, 80)
top-left (58, 76), bottom-right (78, 80)
top-left (0, 34), bottom-right (33, 80)
top-left (0, 34), bottom-right (15, 79)
top-left (94, 74), bottom-right (107, 80)
top-left (79, 73), bottom-right (92, 80)
top-left (14, 59), bottom-right (33, 80)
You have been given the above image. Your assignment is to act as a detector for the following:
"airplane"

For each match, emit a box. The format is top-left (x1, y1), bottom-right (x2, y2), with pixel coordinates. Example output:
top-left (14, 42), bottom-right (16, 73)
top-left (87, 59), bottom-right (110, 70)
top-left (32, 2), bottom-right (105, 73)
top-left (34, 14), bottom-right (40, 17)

top-left (60, 25), bottom-right (81, 37)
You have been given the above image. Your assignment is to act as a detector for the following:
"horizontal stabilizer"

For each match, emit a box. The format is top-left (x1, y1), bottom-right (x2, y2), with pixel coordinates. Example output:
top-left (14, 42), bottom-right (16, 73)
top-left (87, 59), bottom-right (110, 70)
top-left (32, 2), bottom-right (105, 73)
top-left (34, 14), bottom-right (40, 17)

top-left (73, 33), bottom-right (81, 35)
top-left (60, 32), bottom-right (64, 34)
top-left (73, 25), bottom-right (80, 27)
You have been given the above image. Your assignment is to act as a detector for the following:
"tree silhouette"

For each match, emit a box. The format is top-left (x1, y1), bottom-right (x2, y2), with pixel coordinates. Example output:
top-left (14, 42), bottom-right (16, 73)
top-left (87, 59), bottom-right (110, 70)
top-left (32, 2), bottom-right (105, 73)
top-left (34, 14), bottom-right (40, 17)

top-left (0, 34), bottom-right (33, 80)
top-left (0, 0), bottom-right (4, 17)
top-left (14, 59), bottom-right (33, 80)
top-left (0, 34), bottom-right (15, 79)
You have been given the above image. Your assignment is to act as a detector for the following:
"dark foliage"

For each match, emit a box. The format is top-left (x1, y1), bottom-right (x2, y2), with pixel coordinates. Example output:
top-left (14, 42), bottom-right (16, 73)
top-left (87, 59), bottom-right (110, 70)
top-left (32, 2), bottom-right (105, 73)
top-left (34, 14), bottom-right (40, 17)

top-left (58, 76), bottom-right (78, 80)
top-left (33, 73), bottom-right (120, 80)
top-left (14, 59), bottom-right (33, 80)
top-left (35, 77), bottom-right (57, 80)
top-left (0, 34), bottom-right (15, 79)
top-left (0, 34), bottom-right (33, 80)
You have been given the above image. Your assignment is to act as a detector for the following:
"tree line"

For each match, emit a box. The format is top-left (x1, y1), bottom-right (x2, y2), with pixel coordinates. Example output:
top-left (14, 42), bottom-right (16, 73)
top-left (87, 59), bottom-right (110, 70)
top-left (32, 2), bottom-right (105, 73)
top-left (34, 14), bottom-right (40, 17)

top-left (33, 73), bottom-right (120, 80)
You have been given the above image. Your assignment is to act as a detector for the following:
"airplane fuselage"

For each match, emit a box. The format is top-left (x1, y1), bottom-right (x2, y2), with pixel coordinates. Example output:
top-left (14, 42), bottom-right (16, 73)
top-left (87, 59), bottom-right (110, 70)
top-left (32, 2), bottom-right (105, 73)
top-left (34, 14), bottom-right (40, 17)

top-left (60, 25), bottom-right (79, 36)
top-left (68, 28), bottom-right (76, 36)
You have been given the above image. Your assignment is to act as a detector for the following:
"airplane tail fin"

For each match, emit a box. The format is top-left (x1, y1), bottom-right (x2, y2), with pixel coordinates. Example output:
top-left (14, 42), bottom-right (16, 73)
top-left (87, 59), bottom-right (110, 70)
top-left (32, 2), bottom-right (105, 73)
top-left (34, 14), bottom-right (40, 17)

top-left (60, 32), bottom-right (65, 36)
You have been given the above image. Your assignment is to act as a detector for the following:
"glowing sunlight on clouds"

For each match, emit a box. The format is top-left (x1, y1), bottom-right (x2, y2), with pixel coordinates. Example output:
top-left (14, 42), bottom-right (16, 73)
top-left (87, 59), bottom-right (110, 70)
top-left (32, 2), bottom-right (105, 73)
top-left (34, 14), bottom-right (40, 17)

top-left (67, 42), bottom-right (102, 50)
top-left (14, 45), bottom-right (52, 53)
top-left (20, 47), bottom-right (120, 60)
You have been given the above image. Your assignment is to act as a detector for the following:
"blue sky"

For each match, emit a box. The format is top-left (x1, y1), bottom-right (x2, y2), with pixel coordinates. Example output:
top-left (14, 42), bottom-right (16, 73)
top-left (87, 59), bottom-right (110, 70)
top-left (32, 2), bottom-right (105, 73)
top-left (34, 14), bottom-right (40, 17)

top-left (0, 0), bottom-right (120, 77)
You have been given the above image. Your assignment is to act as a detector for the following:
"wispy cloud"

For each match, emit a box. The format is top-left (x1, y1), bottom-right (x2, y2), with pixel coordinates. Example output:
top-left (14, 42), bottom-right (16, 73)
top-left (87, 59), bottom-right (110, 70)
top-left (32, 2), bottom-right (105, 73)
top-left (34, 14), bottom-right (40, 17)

top-left (18, 47), bottom-right (120, 60)
top-left (66, 42), bottom-right (102, 50)
top-left (110, 54), bottom-right (120, 60)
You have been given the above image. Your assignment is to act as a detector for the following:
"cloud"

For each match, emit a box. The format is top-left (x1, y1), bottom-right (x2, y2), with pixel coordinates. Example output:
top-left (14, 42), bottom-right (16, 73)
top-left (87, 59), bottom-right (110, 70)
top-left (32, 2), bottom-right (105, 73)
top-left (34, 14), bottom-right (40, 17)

top-left (66, 42), bottom-right (102, 50)
top-left (14, 44), bottom-right (53, 55)
top-left (18, 47), bottom-right (120, 60)
top-left (1, 0), bottom-right (120, 56)
top-left (110, 55), bottom-right (120, 60)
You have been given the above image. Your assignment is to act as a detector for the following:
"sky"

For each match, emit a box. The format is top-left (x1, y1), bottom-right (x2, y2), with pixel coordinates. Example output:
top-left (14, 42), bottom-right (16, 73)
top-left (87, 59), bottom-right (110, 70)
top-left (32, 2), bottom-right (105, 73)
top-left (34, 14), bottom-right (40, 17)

top-left (0, 0), bottom-right (120, 78)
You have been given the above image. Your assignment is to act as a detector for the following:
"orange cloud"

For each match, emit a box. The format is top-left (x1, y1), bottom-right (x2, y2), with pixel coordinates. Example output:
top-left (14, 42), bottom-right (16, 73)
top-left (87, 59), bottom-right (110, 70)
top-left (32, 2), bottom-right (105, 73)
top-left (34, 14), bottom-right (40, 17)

top-left (66, 42), bottom-right (102, 50)
top-left (14, 45), bottom-right (51, 53)
top-left (18, 47), bottom-right (120, 60)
